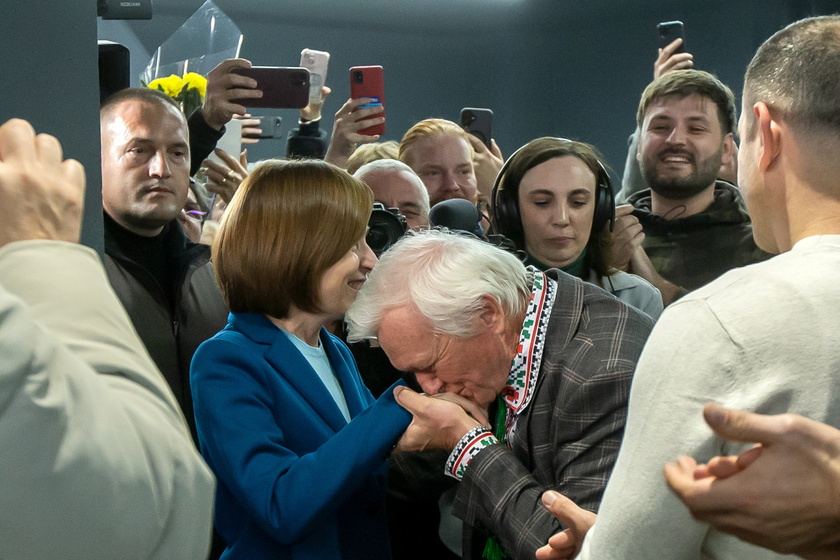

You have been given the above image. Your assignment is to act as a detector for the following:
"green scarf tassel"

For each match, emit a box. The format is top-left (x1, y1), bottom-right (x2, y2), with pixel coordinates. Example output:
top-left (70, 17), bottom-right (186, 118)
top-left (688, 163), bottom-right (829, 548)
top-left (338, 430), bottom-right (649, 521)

top-left (482, 535), bottom-right (509, 560)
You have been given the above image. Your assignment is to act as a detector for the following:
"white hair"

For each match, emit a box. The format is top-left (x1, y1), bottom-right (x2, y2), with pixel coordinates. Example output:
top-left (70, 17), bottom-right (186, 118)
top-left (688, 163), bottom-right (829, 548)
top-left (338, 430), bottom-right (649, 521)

top-left (353, 159), bottom-right (430, 216)
top-left (346, 229), bottom-right (531, 341)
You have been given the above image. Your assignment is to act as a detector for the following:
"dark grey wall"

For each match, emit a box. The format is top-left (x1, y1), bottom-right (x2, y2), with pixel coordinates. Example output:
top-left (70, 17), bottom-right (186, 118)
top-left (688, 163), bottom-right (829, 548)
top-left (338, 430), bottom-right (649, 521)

top-left (99, 0), bottom-right (840, 187)
top-left (2, 1), bottom-right (103, 252)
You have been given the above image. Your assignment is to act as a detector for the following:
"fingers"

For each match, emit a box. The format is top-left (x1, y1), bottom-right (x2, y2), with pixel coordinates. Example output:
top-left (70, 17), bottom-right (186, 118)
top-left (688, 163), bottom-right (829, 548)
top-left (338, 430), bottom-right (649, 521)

top-left (205, 182), bottom-right (236, 205)
top-left (703, 403), bottom-right (788, 445)
top-left (202, 159), bottom-right (239, 181)
top-left (430, 392), bottom-right (490, 427)
top-left (211, 148), bottom-right (245, 172)
top-left (336, 97), bottom-right (384, 117)
top-left (660, 53), bottom-right (694, 74)
top-left (61, 158), bottom-right (86, 194)
top-left (0, 119), bottom-right (86, 245)
top-left (704, 454), bottom-right (745, 479)
top-left (660, 38), bottom-right (685, 58)
top-left (664, 456), bottom-right (706, 496)
top-left (536, 534), bottom-right (576, 560)
top-left (210, 59), bottom-right (259, 93)
top-left (490, 138), bottom-right (503, 158)
top-left (393, 385), bottom-right (422, 413)
top-left (466, 133), bottom-right (488, 153)
top-left (347, 118), bottom-right (385, 142)
top-left (654, 39), bottom-right (694, 79)
top-left (239, 149), bottom-right (248, 168)
top-left (614, 203), bottom-right (635, 217)
top-left (0, 118), bottom-right (37, 160)
top-left (34, 132), bottom-right (64, 173)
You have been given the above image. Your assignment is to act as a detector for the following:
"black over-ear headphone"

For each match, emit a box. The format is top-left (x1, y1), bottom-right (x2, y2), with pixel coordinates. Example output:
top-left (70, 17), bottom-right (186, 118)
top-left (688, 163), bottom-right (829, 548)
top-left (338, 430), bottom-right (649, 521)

top-left (491, 138), bottom-right (615, 248)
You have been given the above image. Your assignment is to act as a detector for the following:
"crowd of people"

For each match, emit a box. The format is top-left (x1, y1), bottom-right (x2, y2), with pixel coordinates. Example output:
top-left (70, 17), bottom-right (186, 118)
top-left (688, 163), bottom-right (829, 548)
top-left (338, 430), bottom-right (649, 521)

top-left (2, 13), bottom-right (840, 560)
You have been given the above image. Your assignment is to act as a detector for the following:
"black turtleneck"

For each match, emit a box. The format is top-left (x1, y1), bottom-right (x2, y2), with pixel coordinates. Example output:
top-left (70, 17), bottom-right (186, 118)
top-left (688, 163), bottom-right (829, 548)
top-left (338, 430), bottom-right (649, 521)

top-left (103, 212), bottom-right (199, 311)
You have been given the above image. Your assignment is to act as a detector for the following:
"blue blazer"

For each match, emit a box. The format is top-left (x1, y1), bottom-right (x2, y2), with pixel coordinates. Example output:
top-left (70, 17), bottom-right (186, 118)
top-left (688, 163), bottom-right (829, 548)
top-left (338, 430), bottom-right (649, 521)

top-left (191, 312), bottom-right (411, 560)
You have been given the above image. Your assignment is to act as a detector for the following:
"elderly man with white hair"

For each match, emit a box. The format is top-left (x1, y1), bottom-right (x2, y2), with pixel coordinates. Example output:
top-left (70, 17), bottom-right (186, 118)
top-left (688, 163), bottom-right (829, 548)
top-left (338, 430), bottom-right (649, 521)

top-left (345, 230), bottom-right (653, 560)
top-left (354, 159), bottom-right (430, 230)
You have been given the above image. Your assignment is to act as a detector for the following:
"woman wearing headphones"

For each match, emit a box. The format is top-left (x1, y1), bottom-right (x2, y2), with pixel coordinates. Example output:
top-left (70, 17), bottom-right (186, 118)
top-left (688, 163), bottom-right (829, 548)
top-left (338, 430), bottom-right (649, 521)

top-left (492, 137), bottom-right (663, 319)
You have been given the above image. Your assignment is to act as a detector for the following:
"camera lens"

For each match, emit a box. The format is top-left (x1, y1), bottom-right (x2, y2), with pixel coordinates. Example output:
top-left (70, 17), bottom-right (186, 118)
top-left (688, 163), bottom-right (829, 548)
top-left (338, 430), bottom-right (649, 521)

top-left (367, 203), bottom-right (407, 257)
top-left (354, 71), bottom-right (364, 84)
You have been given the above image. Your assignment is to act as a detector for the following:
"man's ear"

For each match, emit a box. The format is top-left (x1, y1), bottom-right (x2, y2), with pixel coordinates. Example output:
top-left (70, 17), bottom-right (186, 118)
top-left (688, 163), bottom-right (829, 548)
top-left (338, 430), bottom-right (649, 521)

top-left (478, 294), bottom-right (507, 335)
top-left (636, 134), bottom-right (643, 164)
top-left (754, 102), bottom-right (782, 172)
top-left (721, 132), bottom-right (735, 166)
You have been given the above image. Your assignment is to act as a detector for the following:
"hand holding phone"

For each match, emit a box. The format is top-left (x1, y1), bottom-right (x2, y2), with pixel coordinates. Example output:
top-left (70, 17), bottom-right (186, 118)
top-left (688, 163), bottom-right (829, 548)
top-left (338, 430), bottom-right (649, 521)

top-left (655, 21), bottom-right (694, 79)
top-left (230, 67), bottom-right (310, 109)
top-left (300, 49), bottom-right (330, 105)
top-left (657, 21), bottom-right (686, 52)
top-left (202, 58), bottom-right (262, 130)
top-left (460, 108), bottom-right (493, 149)
top-left (349, 66), bottom-right (385, 136)
top-left (323, 97), bottom-right (385, 168)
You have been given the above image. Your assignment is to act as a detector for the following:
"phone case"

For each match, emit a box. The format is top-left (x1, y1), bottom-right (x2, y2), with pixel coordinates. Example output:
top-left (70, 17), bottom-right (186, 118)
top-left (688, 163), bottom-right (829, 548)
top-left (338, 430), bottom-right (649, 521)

top-left (657, 21), bottom-right (686, 53)
top-left (350, 65), bottom-right (385, 136)
top-left (460, 107), bottom-right (493, 148)
top-left (230, 67), bottom-right (310, 109)
top-left (300, 49), bottom-right (330, 104)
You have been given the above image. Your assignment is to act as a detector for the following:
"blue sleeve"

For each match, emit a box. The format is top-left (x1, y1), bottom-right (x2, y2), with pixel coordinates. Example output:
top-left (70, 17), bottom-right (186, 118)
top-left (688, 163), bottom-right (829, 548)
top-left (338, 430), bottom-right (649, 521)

top-left (191, 337), bottom-right (410, 545)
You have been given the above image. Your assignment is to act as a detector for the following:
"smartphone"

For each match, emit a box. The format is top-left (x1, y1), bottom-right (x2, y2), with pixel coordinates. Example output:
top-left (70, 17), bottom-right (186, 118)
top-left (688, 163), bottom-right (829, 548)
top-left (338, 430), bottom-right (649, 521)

top-left (300, 49), bottom-right (330, 105)
top-left (657, 21), bottom-right (686, 53)
top-left (460, 108), bottom-right (493, 149)
top-left (350, 65), bottom-right (385, 136)
top-left (230, 67), bottom-right (310, 109)
top-left (241, 116), bottom-right (283, 139)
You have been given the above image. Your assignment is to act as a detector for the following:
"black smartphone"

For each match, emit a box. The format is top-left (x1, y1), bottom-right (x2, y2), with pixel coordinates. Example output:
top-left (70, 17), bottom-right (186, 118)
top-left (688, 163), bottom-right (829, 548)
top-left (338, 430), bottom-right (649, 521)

top-left (460, 107), bottom-right (493, 149)
top-left (242, 116), bottom-right (283, 139)
top-left (230, 67), bottom-right (310, 109)
top-left (657, 21), bottom-right (686, 53)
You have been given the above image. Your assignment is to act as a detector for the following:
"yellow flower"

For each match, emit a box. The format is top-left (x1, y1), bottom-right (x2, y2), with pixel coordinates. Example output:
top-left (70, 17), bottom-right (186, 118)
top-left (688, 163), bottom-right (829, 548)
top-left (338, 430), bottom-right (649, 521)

top-left (148, 74), bottom-right (184, 97)
top-left (181, 72), bottom-right (208, 98)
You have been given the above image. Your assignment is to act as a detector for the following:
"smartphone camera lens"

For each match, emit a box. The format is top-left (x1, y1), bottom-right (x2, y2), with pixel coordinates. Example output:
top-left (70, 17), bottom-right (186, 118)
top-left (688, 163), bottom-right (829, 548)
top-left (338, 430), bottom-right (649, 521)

top-left (354, 71), bottom-right (364, 84)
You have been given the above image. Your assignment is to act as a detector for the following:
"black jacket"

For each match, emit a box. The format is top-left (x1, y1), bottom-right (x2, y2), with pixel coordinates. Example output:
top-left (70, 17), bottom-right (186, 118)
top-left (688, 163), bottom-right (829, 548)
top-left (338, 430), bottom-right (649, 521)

top-left (628, 181), bottom-right (772, 292)
top-left (103, 214), bottom-right (228, 440)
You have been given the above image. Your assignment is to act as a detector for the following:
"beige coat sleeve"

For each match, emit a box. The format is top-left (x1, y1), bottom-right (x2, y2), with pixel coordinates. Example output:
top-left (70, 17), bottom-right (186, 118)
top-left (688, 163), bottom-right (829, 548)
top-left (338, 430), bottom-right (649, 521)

top-left (0, 241), bottom-right (215, 560)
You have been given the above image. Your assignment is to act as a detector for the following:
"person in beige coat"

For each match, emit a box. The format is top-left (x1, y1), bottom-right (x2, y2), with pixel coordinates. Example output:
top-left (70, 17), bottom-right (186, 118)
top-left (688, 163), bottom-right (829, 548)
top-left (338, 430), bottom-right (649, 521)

top-left (0, 117), bottom-right (215, 559)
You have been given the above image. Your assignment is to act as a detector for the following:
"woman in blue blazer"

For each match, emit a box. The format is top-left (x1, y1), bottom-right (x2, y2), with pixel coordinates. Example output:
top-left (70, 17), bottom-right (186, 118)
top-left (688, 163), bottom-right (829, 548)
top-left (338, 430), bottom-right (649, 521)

top-left (191, 160), bottom-right (412, 559)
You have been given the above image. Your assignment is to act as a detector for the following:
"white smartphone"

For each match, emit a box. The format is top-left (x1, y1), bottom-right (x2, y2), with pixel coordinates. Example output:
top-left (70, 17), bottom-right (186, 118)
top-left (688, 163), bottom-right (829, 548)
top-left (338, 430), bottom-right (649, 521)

top-left (208, 119), bottom-right (241, 165)
top-left (299, 48), bottom-right (330, 104)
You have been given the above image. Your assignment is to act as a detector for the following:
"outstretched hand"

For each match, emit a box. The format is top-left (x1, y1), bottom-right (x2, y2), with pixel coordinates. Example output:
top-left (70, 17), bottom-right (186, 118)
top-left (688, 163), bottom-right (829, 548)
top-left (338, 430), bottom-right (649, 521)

top-left (0, 119), bottom-right (85, 247)
top-left (664, 403), bottom-right (840, 559)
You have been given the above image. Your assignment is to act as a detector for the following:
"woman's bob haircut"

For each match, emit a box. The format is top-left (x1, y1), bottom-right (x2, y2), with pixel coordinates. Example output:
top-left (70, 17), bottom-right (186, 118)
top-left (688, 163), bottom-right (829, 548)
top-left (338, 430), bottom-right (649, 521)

top-left (213, 159), bottom-right (374, 319)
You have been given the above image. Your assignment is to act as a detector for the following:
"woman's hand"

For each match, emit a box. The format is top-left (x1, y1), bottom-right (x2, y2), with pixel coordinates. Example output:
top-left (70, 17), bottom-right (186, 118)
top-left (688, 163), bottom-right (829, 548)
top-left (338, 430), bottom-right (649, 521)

top-left (202, 148), bottom-right (249, 204)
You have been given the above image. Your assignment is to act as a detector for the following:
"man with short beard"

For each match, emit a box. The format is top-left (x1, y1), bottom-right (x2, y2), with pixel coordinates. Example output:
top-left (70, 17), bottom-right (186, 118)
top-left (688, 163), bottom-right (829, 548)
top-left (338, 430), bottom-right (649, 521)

top-left (613, 70), bottom-right (770, 303)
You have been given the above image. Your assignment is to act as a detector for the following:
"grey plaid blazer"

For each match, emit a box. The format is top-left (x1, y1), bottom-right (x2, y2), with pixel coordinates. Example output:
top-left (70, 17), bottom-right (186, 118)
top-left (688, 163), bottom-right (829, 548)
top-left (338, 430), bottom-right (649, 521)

top-left (453, 269), bottom-right (654, 560)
